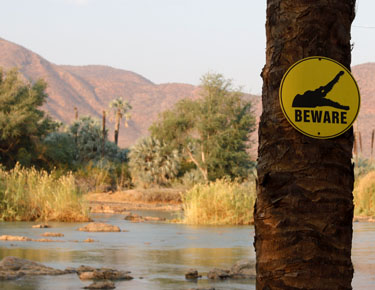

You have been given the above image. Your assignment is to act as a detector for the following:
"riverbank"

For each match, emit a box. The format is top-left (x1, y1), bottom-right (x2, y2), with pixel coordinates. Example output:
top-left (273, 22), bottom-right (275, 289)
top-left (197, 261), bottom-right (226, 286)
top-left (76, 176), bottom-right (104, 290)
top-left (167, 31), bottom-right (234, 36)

top-left (85, 189), bottom-right (184, 212)
top-left (85, 190), bottom-right (375, 223)
top-left (0, 212), bottom-right (374, 289)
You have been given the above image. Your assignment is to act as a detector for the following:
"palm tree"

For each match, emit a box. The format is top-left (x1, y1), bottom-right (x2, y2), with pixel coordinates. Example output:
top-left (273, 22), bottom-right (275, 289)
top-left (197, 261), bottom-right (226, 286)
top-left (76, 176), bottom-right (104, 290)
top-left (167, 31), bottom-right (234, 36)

top-left (254, 1), bottom-right (356, 289)
top-left (109, 97), bottom-right (132, 145)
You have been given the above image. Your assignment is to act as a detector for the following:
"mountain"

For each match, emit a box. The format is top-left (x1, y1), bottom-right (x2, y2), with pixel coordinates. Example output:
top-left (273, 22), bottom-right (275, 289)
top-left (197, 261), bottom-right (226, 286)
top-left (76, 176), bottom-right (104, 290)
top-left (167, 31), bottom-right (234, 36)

top-left (0, 37), bottom-right (200, 147)
top-left (352, 63), bottom-right (375, 159)
top-left (0, 37), bottom-right (373, 159)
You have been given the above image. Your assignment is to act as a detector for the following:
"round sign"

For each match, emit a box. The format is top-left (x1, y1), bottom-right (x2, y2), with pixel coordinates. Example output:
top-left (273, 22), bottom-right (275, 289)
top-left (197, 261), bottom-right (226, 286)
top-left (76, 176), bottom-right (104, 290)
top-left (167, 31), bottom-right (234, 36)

top-left (279, 56), bottom-right (360, 139)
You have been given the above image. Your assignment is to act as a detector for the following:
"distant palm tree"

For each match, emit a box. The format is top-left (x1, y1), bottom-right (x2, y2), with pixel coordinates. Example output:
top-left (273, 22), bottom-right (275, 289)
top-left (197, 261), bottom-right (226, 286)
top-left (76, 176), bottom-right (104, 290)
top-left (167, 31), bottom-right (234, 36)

top-left (109, 97), bottom-right (132, 145)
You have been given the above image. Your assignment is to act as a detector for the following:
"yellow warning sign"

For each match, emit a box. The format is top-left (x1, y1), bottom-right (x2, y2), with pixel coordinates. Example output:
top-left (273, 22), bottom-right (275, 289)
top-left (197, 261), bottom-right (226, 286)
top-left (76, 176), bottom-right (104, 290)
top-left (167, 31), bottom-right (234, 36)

top-left (279, 56), bottom-right (360, 139)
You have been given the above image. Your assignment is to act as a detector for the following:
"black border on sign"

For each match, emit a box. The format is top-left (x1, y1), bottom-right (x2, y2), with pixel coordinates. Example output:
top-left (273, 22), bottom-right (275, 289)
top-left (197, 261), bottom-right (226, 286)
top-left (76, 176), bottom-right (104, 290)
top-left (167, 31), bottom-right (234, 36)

top-left (279, 56), bottom-right (361, 139)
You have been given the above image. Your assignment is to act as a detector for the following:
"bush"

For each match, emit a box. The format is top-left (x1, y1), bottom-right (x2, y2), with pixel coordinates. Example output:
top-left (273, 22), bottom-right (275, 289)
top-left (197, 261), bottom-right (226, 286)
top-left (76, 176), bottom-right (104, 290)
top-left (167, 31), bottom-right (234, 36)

top-left (0, 164), bottom-right (89, 221)
top-left (69, 116), bottom-right (104, 163)
top-left (0, 68), bottom-right (60, 168)
top-left (181, 179), bottom-right (256, 225)
top-left (150, 73), bottom-right (256, 182)
top-left (354, 170), bottom-right (375, 216)
top-left (74, 160), bottom-right (132, 193)
top-left (129, 137), bottom-right (180, 187)
top-left (180, 169), bottom-right (205, 187)
top-left (42, 132), bottom-right (77, 169)
top-left (354, 157), bottom-right (375, 179)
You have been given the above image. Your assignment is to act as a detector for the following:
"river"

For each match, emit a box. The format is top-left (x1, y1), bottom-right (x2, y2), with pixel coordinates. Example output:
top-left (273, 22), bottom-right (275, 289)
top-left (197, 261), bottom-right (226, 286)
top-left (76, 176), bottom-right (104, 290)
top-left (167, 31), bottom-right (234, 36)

top-left (0, 211), bottom-right (374, 289)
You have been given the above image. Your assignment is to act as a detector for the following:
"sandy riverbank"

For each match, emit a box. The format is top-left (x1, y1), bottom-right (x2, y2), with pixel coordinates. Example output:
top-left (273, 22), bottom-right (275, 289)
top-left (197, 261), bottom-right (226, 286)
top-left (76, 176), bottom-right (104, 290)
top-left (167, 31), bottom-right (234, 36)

top-left (84, 189), bottom-right (184, 212)
top-left (85, 190), bottom-right (375, 223)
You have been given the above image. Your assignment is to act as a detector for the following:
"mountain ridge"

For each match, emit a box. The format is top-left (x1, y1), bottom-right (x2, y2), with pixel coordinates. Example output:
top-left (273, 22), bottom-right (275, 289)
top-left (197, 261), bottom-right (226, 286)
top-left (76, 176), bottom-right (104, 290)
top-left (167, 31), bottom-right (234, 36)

top-left (0, 37), bottom-right (374, 159)
top-left (0, 37), bottom-right (202, 147)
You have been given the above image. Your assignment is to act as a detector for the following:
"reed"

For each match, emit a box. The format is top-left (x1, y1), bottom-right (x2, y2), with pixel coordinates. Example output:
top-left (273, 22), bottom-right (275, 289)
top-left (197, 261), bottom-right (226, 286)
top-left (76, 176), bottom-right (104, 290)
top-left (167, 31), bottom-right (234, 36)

top-left (354, 170), bottom-right (375, 217)
top-left (181, 179), bottom-right (256, 225)
top-left (0, 164), bottom-right (90, 221)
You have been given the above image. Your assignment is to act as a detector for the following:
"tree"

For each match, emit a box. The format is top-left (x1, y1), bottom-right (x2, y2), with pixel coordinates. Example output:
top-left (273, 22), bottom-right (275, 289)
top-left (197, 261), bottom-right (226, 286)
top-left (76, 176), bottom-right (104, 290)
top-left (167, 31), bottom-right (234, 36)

top-left (109, 97), bottom-right (132, 145)
top-left (69, 116), bottom-right (103, 163)
top-left (254, 2), bottom-right (356, 289)
top-left (42, 132), bottom-right (77, 169)
top-left (0, 68), bottom-right (59, 168)
top-left (65, 115), bottom-right (128, 165)
top-left (129, 137), bottom-right (180, 187)
top-left (150, 73), bottom-right (256, 181)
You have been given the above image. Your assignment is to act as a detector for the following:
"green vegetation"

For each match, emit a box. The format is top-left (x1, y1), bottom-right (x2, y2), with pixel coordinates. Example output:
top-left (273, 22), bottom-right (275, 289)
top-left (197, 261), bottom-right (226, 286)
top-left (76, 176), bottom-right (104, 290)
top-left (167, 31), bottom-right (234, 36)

top-left (182, 179), bottom-right (256, 225)
top-left (150, 73), bottom-right (256, 182)
top-left (0, 69), bottom-right (59, 168)
top-left (109, 97), bottom-right (132, 145)
top-left (354, 170), bottom-right (375, 216)
top-left (0, 68), bottom-right (133, 221)
top-left (2, 66), bottom-right (375, 225)
top-left (75, 161), bottom-right (131, 193)
top-left (354, 157), bottom-right (375, 179)
top-left (129, 137), bottom-right (180, 187)
top-left (0, 164), bottom-right (89, 221)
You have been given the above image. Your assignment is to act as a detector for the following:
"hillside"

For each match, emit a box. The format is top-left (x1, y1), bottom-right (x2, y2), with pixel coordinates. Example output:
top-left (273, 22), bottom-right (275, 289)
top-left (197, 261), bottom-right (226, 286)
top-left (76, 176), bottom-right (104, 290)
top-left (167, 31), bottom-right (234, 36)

top-left (0, 37), bottom-right (200, 147)
top-left (352, 63), bottom-right (375, 159)
top-left (0, 37), bottom-right (373, 158)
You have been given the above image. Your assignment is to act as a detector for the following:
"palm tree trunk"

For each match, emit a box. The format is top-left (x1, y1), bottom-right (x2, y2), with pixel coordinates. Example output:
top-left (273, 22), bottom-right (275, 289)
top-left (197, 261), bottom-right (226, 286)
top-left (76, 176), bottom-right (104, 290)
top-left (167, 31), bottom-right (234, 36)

top-left (114, 109), bottom-right (120, 145)
top-left (102, 110), bottom-right (106, 157)
top-left (255, 1), bottom-right (356, 289)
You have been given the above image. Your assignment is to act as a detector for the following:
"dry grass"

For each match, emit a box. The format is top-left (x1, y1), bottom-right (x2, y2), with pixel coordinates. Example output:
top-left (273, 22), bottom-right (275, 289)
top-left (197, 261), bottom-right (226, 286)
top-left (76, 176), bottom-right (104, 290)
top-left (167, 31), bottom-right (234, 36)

top-left (354, 170), bottom-right (375, 217)
top-left (181, 179), bottom-right (256, 225)
top-left (0, 164), bottom-right (90, 222)
top-left (85, 187), bottom-right (184, 204)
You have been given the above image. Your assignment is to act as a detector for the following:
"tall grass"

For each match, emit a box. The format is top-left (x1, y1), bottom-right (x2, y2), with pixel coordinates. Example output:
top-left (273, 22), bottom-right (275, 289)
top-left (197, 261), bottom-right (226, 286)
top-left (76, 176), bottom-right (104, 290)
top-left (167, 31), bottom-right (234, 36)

top-left (0, 164), bottom-right (90, 221)
top-left (182, 179), bottom-right (256, 225)
top-left (74, 161), bottom-right (131, 193)
top-left (354, 170), bottom-right (375, 217)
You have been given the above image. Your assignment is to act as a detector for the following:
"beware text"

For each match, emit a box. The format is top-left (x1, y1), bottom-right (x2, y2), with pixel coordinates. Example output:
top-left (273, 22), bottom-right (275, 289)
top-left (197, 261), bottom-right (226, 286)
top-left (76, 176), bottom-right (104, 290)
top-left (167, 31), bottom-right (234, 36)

top-left (295, 109), bottom-right (347, 124)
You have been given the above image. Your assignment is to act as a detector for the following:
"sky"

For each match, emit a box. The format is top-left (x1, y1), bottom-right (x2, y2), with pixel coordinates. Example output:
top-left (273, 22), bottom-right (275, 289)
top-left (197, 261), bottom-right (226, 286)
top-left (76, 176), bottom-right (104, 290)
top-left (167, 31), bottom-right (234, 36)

top-left (0, 0), bottom-right (374, 95)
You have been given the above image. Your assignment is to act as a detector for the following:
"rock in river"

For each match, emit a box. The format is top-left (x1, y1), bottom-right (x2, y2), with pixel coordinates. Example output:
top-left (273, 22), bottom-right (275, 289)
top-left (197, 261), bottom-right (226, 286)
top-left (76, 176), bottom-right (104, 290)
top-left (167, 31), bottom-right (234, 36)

top-left (207, 268), bottom-right (230, 280)
top-left (84, 280), bottom-right (116, 289)
top-left (41, 232), bottom-right (64, 237)
top-left (207, 259), bottom-right (255, 280)
top-left (187, 288), bottom-right (215, 290)
top-left (229, 259), bottom-right (255, 279)
top-left (0, 235), bottom-right (31, 242)
top-left (124, 213), bottom-right (166, 223)
top-left (77, 266), bottom-right (133, 281)
top-left (185, 268), bottom-right (201, 279)
top-left (32, 224), bottom-right (50, 228)
top-left (78, 222), bottom-right (121, 232)
top-left (0, 256), bottom-right (71, 280)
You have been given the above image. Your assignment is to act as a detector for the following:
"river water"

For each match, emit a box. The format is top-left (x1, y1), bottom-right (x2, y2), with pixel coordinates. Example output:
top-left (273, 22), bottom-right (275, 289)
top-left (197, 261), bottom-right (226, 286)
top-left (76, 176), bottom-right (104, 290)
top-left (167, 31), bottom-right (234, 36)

top-left (0, 211), bottom-right (374, 290)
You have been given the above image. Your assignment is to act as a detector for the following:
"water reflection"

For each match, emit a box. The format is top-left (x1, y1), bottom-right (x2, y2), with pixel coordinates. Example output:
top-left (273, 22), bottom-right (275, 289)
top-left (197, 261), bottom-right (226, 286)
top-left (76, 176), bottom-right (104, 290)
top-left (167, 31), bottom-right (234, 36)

top-left (0, 212), bottom-right (374, 289)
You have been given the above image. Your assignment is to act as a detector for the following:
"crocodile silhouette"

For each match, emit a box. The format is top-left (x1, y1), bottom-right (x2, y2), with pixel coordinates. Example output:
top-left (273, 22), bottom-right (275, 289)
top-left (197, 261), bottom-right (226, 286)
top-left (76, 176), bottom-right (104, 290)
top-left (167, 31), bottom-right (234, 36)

top-left (292, 71), bottom-right (349, 110)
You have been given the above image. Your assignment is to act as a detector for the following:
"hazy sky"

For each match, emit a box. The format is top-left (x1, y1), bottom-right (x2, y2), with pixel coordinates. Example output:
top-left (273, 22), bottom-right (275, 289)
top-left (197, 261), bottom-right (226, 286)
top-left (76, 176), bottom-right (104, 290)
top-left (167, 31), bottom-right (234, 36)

top-left (0, 0), bottom-right (374, 94)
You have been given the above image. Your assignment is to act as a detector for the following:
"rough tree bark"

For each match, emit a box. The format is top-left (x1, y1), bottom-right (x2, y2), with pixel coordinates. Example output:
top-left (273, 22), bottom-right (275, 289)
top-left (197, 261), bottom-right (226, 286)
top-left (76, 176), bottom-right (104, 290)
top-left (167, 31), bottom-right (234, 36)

top-left (254, 1), bottom-right (356, 289)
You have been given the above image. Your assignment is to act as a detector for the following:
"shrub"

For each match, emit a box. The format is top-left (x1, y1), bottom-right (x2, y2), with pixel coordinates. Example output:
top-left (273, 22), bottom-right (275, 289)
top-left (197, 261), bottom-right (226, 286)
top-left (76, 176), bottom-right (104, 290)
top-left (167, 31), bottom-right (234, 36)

top-left (0, 68), bottom-right (60, 168)
top-left (354, 170), bottom-right (375, 216)
top-left (129, 137), bottom-right (180, 187)
top-left (74, 160), bottom-right (132, 193)
top-left (69, 116), bottom-right (103, 163)
top-left (354, 157), bottom-right (375, 179)
top-left (180, 169), bottom-right (205, 187)
top-left (42, 131), bottom-right (77, 169)
top-left (0, 164), bottom-right (89, 221)
top-left (182, 179), bottom-right (256, 225)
